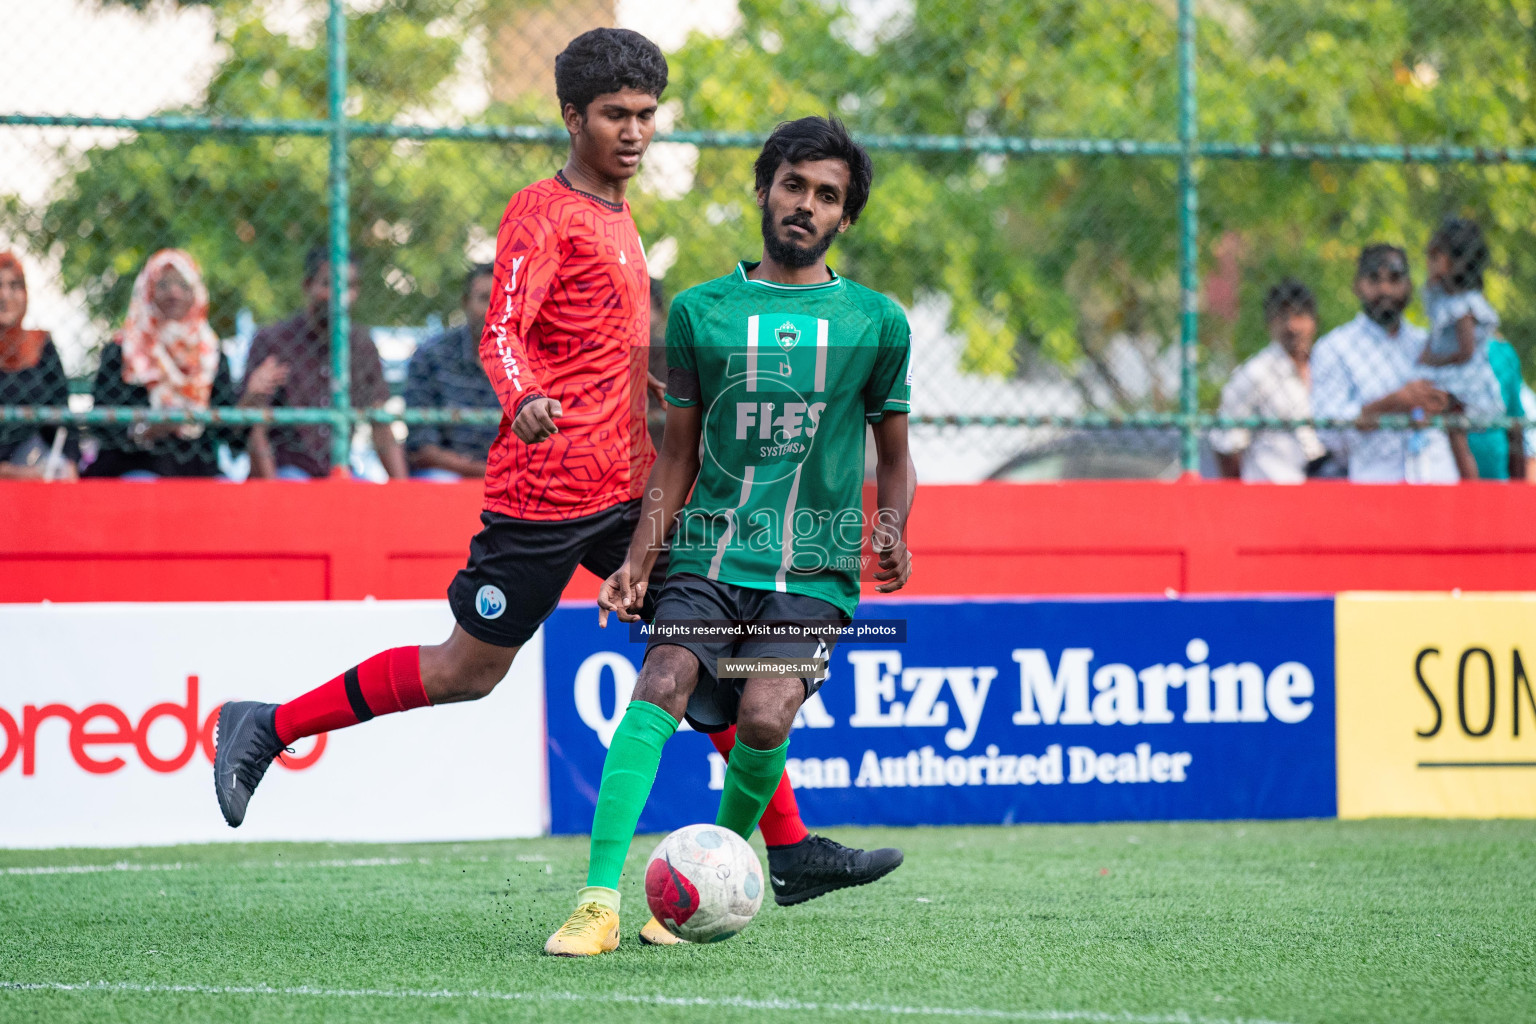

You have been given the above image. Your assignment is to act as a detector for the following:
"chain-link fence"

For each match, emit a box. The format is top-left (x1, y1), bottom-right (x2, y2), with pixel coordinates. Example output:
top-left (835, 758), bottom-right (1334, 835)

top-left (3, 0), bottom-right (1534, 482)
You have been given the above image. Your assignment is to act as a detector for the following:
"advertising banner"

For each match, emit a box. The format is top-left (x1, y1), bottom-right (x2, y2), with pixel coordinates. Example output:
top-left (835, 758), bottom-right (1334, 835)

top-left (544, 596), bottom-right (1336, 834)
top-left (1336, 592), bottom-right (1536, 818)
top-left (0, 602), bottom-right (545, 847)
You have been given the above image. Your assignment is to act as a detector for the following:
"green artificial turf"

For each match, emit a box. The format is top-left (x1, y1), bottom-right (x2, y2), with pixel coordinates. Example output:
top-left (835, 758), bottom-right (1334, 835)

top-left (1, 820), bottom-right (1532, 1024)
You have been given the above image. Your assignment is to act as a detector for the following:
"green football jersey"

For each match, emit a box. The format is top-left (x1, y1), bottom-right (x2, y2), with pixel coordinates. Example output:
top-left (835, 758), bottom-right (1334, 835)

top-left (663, 261), bottom-right (912, 617)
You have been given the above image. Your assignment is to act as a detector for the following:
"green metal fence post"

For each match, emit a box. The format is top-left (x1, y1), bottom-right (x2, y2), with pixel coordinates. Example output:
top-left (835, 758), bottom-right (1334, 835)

top-left (1176, 0), bottom-right (1200, 476)
top-left (326, 0), bottom-right (352, 476)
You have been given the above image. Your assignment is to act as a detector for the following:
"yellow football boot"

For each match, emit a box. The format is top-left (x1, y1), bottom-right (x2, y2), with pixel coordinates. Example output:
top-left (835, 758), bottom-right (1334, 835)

top-left (638, 915), bottom-right (687, 946)
top-left (544, 902), bottom-right (620, 957)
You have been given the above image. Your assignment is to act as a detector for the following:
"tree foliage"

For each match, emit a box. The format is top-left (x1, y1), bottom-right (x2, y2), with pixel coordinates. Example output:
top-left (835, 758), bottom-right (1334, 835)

top-left (648, 0), bottom-right (1536, 400)
top-left (7, 0), bottom-right (556, 341)
top-left (9, 0), bottom-right (1536, 406)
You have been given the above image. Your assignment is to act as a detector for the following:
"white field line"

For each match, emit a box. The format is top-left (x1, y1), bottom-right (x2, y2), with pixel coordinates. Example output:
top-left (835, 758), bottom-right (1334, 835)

top-left (3, 855), bottom-right (492, 876)
top-left (0, 980), bottom-right (1298, 1024)
top-left (3, 862), bottom-right (189, 876)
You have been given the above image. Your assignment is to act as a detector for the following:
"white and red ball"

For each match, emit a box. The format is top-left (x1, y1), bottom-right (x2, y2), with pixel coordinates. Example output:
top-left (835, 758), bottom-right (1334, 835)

top-left (644, 824), bottom-right (764, 943)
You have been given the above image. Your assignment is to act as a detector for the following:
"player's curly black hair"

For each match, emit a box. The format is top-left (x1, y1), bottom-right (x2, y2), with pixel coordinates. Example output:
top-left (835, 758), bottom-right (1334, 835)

top-left (1428, 216), bottom-right (1489, 291)
top-left (1263, 277), bottom-right (1316, 321)
top-left (753, 116), bottom-right (875, 224)
top-left (554, 28), bottom-right (668, 117)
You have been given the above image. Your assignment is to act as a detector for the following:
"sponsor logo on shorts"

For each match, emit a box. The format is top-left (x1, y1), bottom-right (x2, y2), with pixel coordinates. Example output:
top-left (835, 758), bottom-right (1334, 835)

top-left (476, 585), bottom-right (507, 620)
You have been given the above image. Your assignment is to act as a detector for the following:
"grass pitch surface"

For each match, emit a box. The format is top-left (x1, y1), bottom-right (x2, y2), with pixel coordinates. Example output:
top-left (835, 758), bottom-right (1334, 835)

top-left (1, 819), bottom-right (1532, 1024)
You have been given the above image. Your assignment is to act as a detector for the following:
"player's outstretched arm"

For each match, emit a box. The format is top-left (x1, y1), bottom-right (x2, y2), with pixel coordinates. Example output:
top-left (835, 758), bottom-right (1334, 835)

top-left (597, 400), bottom-right (703, 625)
top-left (871, 412), bottom-right (913, 593)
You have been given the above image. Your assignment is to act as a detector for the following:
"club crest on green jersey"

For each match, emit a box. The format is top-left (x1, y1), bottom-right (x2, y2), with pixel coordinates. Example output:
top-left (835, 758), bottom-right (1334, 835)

top-left (774, 320), bottom-right (801, 352)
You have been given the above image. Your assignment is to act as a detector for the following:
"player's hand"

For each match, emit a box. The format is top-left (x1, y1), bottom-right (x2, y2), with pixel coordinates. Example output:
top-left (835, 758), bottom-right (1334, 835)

top-left (646, 372), bottom-right (668, 408)
top-left (512, 396), bottom-right (562, 444)
top-left (872, 537), bottom-right (912, 593)
top-left (597, 562), bottom-right (649, 626)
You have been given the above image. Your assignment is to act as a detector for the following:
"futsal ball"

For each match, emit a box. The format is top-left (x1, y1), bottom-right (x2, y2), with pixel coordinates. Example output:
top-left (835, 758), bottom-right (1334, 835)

top-left (644, 824), bottom-right (764, 943)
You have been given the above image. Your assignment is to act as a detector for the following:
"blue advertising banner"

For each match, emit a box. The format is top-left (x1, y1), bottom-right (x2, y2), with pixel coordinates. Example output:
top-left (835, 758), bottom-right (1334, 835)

top-left (544, 596), bottom-right (1336, 835)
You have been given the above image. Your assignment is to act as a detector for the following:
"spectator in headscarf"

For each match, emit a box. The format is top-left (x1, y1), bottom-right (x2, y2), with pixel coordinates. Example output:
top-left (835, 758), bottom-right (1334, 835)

top-left (0, 251), bottom-right (78, 480)
top-left (85, 249), bottom-right (250, 478)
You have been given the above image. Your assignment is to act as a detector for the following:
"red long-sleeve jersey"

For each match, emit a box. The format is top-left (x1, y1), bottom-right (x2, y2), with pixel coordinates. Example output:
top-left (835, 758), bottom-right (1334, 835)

top-left (479, 174), bottom-right (656, 520)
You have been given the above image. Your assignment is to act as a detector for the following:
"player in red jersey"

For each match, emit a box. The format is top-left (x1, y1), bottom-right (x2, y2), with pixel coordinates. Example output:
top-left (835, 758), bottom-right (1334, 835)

top-left (213, 28), bottom-right (899, 924)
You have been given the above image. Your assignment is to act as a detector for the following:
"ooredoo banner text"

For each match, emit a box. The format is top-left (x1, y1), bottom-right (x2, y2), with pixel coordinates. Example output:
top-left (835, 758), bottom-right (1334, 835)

top-left (0, 602), bottom-right (545, 847)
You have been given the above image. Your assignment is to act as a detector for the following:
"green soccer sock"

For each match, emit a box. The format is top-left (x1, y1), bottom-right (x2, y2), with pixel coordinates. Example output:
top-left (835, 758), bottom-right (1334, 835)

top-left (584, 700), bottom-right (679, 896)
top-left (715, 736), bottom-right (790, 840)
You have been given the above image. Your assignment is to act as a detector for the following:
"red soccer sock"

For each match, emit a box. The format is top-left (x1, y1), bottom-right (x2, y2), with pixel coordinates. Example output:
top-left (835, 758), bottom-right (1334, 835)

top-left (708, 725), bottom-right (810, 848)
top-left (273, 646), bottom-right (429, 745)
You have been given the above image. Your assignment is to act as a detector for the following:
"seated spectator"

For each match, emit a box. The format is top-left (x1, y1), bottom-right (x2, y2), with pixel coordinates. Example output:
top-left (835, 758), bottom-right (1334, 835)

top-left (1210, 278), bottom-right (1328, 483)
top-left (84, 249), bottom-right (247, 478)
top-left (241, 246), bottom-right (406, 480)
top-left (1311, 244), bottom-right (1461, 483)
top-left (403, 263), bottom-right (498, 480)
top-left (0, 251), bottom-right (78, 480)
top-left (1466, 338), bottom-right (1527, 481)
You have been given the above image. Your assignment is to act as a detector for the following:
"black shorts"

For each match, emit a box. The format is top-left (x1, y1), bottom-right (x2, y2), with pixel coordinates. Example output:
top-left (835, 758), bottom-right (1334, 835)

top-left (448, 500), bottom-right (666, 648)
top-left (645, 572), bottom-right (850, 732)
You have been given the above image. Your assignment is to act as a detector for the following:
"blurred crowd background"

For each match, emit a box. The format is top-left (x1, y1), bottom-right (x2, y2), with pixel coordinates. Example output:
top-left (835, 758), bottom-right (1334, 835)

top-left (3, 0), bottom-right (1534, 484)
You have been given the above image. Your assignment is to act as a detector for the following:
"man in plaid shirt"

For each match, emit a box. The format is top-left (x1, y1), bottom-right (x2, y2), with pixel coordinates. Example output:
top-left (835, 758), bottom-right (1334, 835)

top-left (1311, 244), bottom-right (1460, 483)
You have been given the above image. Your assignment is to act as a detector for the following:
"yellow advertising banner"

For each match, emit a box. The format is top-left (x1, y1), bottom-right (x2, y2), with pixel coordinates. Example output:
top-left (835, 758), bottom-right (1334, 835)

top-left (1336, 593), bottom-right (1536, 818)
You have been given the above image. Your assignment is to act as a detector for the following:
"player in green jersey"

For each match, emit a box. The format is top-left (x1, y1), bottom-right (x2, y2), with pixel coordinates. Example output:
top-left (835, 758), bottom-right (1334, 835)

top-left (547, 116), bottom-right (914, 956)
